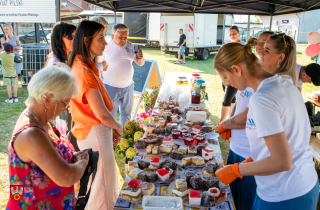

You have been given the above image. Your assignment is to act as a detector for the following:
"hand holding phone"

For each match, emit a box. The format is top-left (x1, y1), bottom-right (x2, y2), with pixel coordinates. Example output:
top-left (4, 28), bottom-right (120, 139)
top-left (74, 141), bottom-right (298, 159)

top-left (134, 45), bottom-right (140, 59)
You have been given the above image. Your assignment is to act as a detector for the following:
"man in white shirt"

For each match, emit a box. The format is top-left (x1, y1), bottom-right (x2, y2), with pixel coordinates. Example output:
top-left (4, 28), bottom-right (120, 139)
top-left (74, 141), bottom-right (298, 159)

top-left (296, 63), bottom-right (320, 92)
top-left (101, 24), bottom-right (145, 125)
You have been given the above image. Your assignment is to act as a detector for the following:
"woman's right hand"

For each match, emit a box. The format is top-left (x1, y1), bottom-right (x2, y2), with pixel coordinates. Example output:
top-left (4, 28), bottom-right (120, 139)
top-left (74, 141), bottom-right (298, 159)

top-left (115, 124), bottom-right (123, 138)
top-left (73, 151), bottom-right (89, 165)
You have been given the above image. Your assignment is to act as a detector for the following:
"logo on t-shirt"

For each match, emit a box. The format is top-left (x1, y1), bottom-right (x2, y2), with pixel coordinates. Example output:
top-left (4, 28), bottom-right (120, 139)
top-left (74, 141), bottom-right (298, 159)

top-left (126, 46), bottom-right (133, 53)
top-left (240, 89), bottom-right (252, 98)
top-left (246, 118), bottom-right (256, 129)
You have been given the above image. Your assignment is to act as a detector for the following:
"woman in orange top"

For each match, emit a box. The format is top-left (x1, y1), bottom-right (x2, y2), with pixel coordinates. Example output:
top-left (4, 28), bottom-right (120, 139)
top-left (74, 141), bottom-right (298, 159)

top-left (68, 20), bottom-right (123, 209)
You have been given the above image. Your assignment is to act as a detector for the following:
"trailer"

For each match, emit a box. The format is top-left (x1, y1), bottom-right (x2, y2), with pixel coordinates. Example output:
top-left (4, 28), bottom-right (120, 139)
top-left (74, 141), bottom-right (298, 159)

top-left (147, 13), bottom-right (161, 47)
top-left (160, 13), bottom-right (232, 60)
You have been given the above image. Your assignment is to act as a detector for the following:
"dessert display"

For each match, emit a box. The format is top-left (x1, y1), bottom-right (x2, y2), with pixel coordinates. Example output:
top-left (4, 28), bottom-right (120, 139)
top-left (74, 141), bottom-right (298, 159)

top-left (159, 159), bottom-right (177, 170)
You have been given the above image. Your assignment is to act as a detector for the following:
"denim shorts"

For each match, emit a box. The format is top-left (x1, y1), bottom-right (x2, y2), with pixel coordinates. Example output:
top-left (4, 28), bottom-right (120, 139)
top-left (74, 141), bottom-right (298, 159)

top-left (178, 46), bottom-right (185, 55)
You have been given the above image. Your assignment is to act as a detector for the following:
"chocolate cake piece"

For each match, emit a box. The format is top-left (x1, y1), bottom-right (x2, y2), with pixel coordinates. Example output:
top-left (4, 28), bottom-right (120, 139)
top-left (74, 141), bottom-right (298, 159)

top-left (183, 171), bottom-right (195, 188)
top-left (159, 159), bottom-right (177, 170)
top-left (196, 144), bottom-right (206, 156)
top-left (153, 127), bottom-right (165, 135)
top-left (164, 115), bottom-right (172, 124)
top-left (200, 125), bottom-right (211, 133)
top-left (201, 191), bottom-right (215, 207)
top-left (203, 161), bottom-right (219, 175)
top-left (137, 159), bottom-right (150, 169)
top-left (202, 176), bottom-right (219, 190)
top-left (190, 176), bottom-right (203, 190)
top-left (156, 135), bottom-right (164, 143)
top-left (135, 139), bottom-right (146, 149)
top-left (198, 120), bottom-right (205, 126)
top-left (146, 172), bottom-right (158, 182)
top-left (138, 171), bottom-right (148, 181)
top-left (169, 150), bottom-right (184, 160)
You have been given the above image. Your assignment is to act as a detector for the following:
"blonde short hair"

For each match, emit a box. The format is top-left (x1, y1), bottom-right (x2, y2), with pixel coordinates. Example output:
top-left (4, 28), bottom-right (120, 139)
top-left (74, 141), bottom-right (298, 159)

top-left (3, 23), bottom-right (13, 30)
top-left (91, 16), bottom-right (108, 26)
top-left (26, 63), bottom-right (78, 104)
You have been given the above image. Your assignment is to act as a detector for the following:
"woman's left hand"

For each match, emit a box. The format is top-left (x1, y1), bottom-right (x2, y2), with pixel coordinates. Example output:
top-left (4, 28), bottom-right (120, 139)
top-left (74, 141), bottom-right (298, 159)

top-left (113, 129), bottom-right (121, 146)
top-left (216, 162), bottom-right (243, 185)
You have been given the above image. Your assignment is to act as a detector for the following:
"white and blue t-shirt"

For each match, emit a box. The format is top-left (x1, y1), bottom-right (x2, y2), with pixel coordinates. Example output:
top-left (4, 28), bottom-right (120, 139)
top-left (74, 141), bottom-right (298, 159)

top-left (230, 87), bottom-right (255, 159)
top-left (246, 74), bottom-right (317, 202)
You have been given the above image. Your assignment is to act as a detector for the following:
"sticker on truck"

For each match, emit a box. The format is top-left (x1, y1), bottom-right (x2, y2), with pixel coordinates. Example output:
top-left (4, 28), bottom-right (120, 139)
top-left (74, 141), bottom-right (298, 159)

top-left (188, 24), bottom-right (193, 32)
top-left (160, 24), bottom-right (164, 31)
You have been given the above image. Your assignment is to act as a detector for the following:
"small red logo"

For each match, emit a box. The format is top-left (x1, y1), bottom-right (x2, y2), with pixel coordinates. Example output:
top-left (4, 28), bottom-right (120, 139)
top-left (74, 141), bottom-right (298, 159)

top-left (10, 185), bottom-right (24, 201)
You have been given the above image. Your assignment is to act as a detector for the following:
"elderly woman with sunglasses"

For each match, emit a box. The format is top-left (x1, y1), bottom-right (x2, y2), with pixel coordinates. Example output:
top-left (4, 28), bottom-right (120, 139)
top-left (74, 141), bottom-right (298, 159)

top-left (6, 63), bottom-right (89, 210)
top-left (46, 22), bottom-right (78, 150)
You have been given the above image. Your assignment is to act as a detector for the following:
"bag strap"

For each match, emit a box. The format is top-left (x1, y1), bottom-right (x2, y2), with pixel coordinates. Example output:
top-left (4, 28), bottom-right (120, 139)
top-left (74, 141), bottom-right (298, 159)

top-left (76, 166), bottom-right (97, 210)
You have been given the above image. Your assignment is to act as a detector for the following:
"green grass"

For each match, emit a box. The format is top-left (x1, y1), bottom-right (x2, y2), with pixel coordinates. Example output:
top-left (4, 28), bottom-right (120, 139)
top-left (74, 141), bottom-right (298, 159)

top-left (0, 46), bottom-right (319, 208)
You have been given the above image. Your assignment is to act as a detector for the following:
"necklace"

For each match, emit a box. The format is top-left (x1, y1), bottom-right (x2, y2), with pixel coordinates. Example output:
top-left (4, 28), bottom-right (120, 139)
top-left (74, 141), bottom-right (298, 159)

top-left (24, 110), bottom-right (48, 128)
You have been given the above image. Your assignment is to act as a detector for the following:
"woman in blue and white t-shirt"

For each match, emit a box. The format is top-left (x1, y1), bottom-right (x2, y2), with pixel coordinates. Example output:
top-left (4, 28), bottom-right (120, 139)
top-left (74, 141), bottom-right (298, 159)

top-left (214, 39), bottom-right (319, 209)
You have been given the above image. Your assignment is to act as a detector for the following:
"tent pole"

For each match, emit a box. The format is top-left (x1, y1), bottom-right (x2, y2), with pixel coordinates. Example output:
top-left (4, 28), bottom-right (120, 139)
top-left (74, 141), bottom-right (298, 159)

top-left (269, 15), bottom-right (273, 31)
top-left (247, 15), bottom-right (250, 42)
top-left (114, 11), bottom-right (117, 24)
top-left (56, 0), bottom-right (60, 22)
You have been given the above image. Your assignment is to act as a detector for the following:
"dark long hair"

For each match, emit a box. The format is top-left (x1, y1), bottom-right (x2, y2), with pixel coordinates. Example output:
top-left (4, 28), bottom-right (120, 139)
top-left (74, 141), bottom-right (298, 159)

top-left (68, 20), bottom-right (104, 68)
top-left (48, 22), bottom-right (76, 63)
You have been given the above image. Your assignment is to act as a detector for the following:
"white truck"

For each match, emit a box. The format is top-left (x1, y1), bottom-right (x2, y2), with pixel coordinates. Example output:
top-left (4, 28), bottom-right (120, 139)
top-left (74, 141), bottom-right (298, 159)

top-left (147, 13), bottom-right (161, 47)
top-left (160, 13), bottom-right (232, 60)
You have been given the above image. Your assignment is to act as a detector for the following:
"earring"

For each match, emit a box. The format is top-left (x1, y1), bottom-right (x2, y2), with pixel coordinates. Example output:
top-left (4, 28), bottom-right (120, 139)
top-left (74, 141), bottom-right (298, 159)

top-left (45, 108), bottom-right (48, 112)
top-left (276, 60), bottom-right (280, 68)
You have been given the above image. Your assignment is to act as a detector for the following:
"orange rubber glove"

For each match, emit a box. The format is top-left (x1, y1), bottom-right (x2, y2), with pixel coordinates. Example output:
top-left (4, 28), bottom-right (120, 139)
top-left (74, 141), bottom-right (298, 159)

top-left (242, 157), bottom-right (253, 163)
top-left (216, 162), bottom-right (243, 185)
top-left (218, 123), bottom-right (227, 135)
top-left (220, 129), bottom-right (231, 141)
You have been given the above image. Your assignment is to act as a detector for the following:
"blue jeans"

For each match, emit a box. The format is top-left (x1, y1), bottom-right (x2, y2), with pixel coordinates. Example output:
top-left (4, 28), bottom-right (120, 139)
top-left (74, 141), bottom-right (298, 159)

top-left (178, 46), bottom-right (185, 55)
top-left (104, 83), bottom-right (134, 125)
top-left (227, 149), bottom-right (257, 210)
top-left (251, 179), bottom-right (319, 210)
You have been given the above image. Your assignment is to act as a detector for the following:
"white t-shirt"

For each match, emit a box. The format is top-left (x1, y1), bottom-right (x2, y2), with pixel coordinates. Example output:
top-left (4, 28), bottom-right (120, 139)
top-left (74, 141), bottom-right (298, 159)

top-left (230, 87), bottom-right (255, 159)
top-left (296, 64), bottom-right (303, 88)
top-left (239, 40), bottom-right (247, 46)
top-left (100, 38), bottom-right (135, 88)
top-left (246, 74), bottom-right (317, 202)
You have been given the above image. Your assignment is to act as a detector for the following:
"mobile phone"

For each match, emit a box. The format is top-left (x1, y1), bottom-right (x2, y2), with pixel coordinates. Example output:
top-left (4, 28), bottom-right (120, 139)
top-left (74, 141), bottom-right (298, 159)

top-left (134, 45), bottom-right (140, 59)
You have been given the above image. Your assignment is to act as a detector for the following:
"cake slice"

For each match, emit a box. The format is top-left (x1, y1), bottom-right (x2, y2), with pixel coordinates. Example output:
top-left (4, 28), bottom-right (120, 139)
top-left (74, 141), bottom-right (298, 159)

top-left (156, 168), bottom-right (170, 182)
top-left (188, 146), bottom-right (198, 155)
top-left (120, 186), bottom-right (141, 202)
top-left (128, 179), bottom-right (142, 188)
top-left (202, 148), bottom-right (214, 157)
top-left (192, 125), bottom-right (202, 132)
top-left (178, 146), bottom-right (188, 155)
top-left (201, 191), bottom-right (215, 207)
top-left (146, 172), bottom-right (158, 182)
top-left (139, 182), bottom-right (155, 196)
top-left (159, 159), bottom-right (177, 170)
top-left (128, 161), bottom-right (139, 171)
top-left (150, 157), bottom-right (160, 167)
top-left (128, 168), bottom-right (143, 179)
top-left (202, 176), bottom-right (219, 190)
top-left (135, 139), bottom-right (147, 149)
top-left (146, 145), bottom-right (153, 154)
top-left (137, 159), bottom-right (150, 169)
top-left (182, 157), bottom-right (192, 166)
top-left (203, 161), bottom-right (219, 176)
top-left (189, 190), bottom-right (201, 206)
top-left (190, 176), bottom-right (203, 190)
top-left (146, 126), bottom-right (155, 134)
top-left (192, 156), bottom-right (205, 166)
top-left (175, 179), bottom-right (187, 189)
top-left (172, 188), bottom-right (190, 201)
top-left (158, 120), bottom-right (166, 127)
top-left (159, 144), bottom-right (172, 153)
top-left (163, 136), bottom-right (172, 144)
top-left (196, 144), bottom-right (206, 156)
top-left (169, 150), bottom-right (184, 160)
top-left (152, 146), bottom-right (159, 155)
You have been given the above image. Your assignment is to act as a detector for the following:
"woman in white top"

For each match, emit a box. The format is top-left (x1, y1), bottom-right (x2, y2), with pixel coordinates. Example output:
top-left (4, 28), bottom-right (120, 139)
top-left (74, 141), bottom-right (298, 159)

top-left (215, 41), bottom-right (318, 209)
top-left (217, 38), bottom-right (258, 210)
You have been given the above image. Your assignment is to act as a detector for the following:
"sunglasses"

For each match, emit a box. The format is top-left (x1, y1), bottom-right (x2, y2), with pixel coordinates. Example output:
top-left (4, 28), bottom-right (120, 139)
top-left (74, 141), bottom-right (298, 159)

top-left (59, 101), bottom-right (70, 111)
top-left (65, 34), bottom-right (74, 41)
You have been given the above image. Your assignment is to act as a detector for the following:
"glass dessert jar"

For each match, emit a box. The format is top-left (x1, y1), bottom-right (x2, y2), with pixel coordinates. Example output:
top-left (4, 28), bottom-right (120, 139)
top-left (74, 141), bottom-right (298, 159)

top-left (184, 137), bottom-right (194, 146)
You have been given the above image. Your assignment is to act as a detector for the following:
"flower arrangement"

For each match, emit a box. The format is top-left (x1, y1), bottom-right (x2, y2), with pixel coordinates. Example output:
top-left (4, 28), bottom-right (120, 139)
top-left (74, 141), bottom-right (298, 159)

top-left (115, 120), bottom-right (144, 161)
top-left (139, 86), bottom-right (160, 109)
top-left (135, 110), bottom-right (152, 128)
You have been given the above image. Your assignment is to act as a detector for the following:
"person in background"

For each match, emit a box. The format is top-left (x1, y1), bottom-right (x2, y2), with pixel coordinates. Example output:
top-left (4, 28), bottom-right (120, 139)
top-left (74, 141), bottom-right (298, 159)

top-left (6, 63), bottom-right (89, 210)
top-left (91, 16), bottom-right (109, 80)
top-left (69, 20), bottom-right (123, 209)
top-left (255, 31), bottom-right (274, 58)
top-left (215, 41), bottom-right (319, 210)
top-left (295, 63), bottom-right (320, 92)
top-left (0, 43), bottom-right (18, 103)
top-left (46, 22), bottom-right (78, 150)
top-left (100, 24), bottom-right (145, 125)
top-left (1, 23), bottom-right (21, 101)
top-left (174, 28), bottom-right (186, 64)
top-left (220, 26), bottom-right (246, 121)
